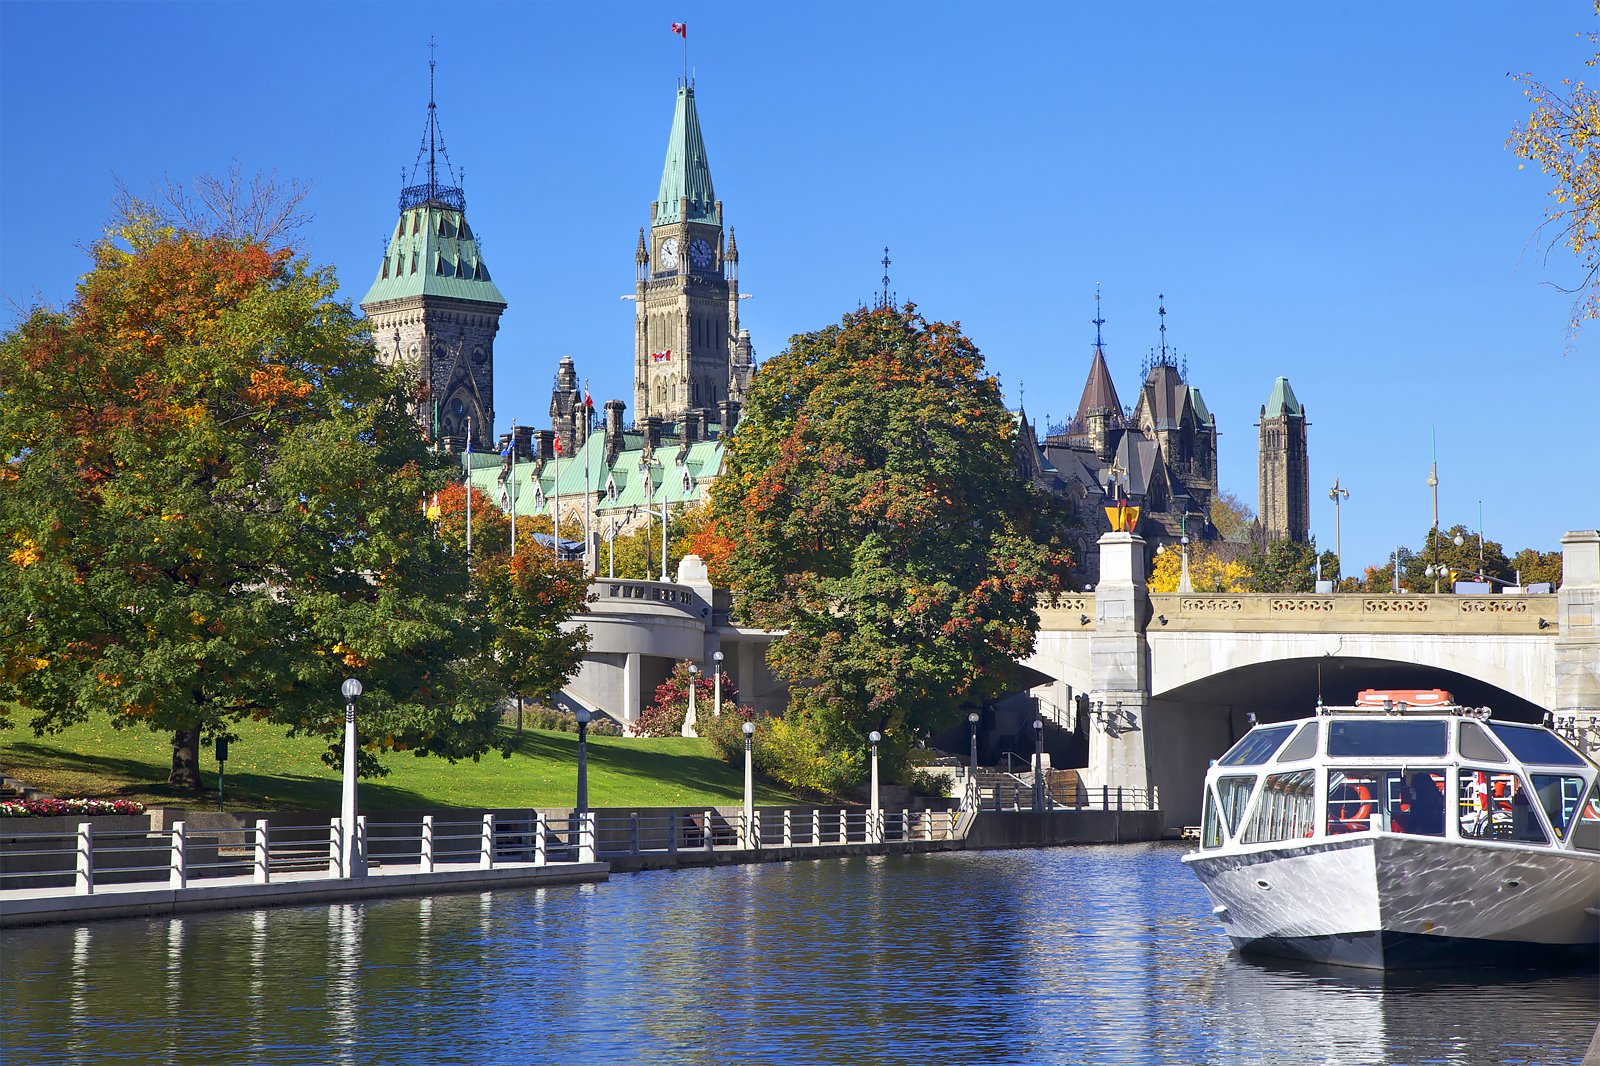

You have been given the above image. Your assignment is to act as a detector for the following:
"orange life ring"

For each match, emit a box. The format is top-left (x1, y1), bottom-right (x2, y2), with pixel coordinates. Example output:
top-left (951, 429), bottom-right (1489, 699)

top-left (1335, 784), bottom-right (1373, 830)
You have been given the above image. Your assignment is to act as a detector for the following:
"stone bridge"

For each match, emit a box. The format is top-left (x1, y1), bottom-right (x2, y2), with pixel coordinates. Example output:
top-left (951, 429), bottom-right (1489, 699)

top-left (1026, 530), bottom-right (1600, 825)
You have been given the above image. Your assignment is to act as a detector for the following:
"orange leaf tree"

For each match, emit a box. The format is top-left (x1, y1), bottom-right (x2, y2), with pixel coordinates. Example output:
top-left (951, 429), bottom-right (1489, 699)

top-left (708, 304), bottom-right (1075, 787)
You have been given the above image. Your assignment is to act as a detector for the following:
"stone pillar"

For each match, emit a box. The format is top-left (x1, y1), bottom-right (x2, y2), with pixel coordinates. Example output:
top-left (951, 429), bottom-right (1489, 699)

top-left (623, 652), bottom-right (642, 728)
top-left (1086, 532), bottom-right (1153, 793)
top-left (1554, 530), bottom-right (1600, 720)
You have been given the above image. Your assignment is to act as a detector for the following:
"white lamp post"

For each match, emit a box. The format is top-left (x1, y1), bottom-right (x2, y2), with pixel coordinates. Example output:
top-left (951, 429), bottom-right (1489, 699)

top-left (967, 711), bottom-right (980, 778)
top-left (1032, 718), bottom-right (1045, 812)
top-left (574, 707), bottom-right (591, 813)
top-left (682, 663), bottom-right (699, 738)
top-left (339, 678), bottom-right (366, 878)
top-left (868, 730), bottom-right (882, 843)
top-left (712, 650), bottom-right (724, 717)
top-left (742, 720), bottom-right (756, 847)
top-left (1328, 478), bottom-right (1349, 582)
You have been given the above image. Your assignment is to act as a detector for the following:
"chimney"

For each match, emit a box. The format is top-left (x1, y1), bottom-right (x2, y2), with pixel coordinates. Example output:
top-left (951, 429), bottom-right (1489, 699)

top-left (641, 415), bottom-right (662, 455)
top-left (718, 400), bottom-right (741, 435)
top-left (604, 399), bottom-right (626, 465)
top-left (535, 429), bottom-right (556, 469)
top-left (683, 409), bottom-right (704, 446)
top-left (513, 424), bottom-right (535, 460)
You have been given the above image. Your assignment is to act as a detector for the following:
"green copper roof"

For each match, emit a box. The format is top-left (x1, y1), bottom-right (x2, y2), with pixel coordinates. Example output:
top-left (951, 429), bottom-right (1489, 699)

top-left (1264, 376), bottom-right (1302, 417)
top-left (360, 202), bottom-right (507, 308)
top-left (466, 431), bottom-right (725, 521)
top-left (654, 86), bottom-right (718, 226)
top-left (1188, 386), bottom-right (1215, 427)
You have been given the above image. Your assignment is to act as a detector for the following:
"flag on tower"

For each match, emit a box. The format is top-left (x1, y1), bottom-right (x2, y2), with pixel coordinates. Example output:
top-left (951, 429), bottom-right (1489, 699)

top-left (553, 434), bottom-right (563, 458)
top-left (671, 22), bottom-right (686, 37)
top-left (651, 349), bottom-right (672, 363)
top-left (583, 383), bottom-right (595, 411)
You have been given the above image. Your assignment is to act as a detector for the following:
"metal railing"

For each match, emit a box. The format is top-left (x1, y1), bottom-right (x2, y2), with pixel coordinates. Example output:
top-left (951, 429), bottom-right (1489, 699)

top-left (588, 807), bottom-right (962, 856)
top-left (0, 813), bottom-right (601, 896)
top-left (978, 779), bottom-right (1159, 812)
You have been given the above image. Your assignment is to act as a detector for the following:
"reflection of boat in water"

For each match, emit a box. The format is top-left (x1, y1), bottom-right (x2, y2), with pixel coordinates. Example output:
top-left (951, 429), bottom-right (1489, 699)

top-left (1182, 689), bottom-right (1600, 969)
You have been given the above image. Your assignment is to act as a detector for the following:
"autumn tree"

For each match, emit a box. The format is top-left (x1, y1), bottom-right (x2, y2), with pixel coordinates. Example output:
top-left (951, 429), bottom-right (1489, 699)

top-left (1210, 490), bottom-right (1256, 542)
top-left (1509, 7), bottom-right (1600, 336)
top-left (1147, 544), bottom-right (1251, 593)
top-left (707, 304), bottom-right (1075, 784)
top-left (1509, 546), bottom-right (1563, 588)
top-left (0, 204), bottom-right (511, 790)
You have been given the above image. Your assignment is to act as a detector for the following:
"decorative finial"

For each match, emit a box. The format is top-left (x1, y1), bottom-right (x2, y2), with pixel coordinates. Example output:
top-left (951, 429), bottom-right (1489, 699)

top-left (1091, 284), bottom-right (1106, 351)
top-left (877, 246), bottom-right (893, 310)
top-left (401, 40), bottom-right (464, 213)
top-left (1158, 293), bottom-right (1168, 362)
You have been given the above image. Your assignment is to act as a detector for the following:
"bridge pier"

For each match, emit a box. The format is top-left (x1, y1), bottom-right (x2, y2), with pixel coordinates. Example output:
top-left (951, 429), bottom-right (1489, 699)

top-left (1555, 530), bottom-right (1600, 721)
top-left (1084, 532), bottom-right (1154, 797)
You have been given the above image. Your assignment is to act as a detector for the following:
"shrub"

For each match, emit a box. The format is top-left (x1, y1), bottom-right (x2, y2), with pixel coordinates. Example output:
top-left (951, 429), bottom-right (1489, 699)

top-left (633, 661), bottom-right (738, 737)
top-left (906, 768), bottom-right (953, 799)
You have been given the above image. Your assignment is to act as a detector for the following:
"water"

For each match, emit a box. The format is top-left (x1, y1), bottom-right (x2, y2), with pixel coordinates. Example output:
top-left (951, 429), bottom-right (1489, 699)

top-left (3, 843), bottom-right (1594, 1065)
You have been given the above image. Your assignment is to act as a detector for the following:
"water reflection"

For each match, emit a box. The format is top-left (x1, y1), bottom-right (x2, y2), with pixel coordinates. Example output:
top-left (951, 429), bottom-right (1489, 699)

top-left (2, 844), bottom-right (1594, 1065)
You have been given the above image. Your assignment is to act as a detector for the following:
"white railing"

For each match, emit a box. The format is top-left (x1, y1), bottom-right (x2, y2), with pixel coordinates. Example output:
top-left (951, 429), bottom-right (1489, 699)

top-left (587, 807), bottom-right (962, 856)
top-left (0, 813), bottom-right (602, 896)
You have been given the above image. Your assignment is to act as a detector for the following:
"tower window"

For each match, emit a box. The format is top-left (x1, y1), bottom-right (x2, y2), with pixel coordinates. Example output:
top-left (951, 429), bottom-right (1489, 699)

top-left (410, 251), bottom-right (418, 274)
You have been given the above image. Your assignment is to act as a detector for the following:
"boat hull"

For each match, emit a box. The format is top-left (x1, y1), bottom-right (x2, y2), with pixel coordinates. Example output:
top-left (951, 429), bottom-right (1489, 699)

top-left (1183, 835), bottom-right (1600, 970)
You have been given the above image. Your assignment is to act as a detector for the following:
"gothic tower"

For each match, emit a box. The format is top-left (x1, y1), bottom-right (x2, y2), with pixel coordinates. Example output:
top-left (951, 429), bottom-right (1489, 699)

top-left (361, 55), bottom-right (505, 452)
top-left (634, 82), bottom-right (748, 428)
top-left (1258, 376), bottom-right (1310, 543)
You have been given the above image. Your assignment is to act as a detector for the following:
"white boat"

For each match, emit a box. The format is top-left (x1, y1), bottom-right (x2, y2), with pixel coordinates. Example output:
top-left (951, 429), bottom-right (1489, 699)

top-left (1182, 689), bottom-right (1600, 969)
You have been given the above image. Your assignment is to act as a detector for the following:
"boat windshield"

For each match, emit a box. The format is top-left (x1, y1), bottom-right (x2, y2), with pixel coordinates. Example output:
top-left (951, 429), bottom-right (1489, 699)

top-left (1458, 769), bottom-right (1550, 844)
top-left (1326, 719), bottom-right (1448, 758)
top-left (1327, 768), bottom-right (1446, 836)
top-left (1218, 724), bottom-right (1296, 766)
top-left (1487, 723), bottom-right (1588, 767)
top-left (1532, 774), bottom-right (1589, 842)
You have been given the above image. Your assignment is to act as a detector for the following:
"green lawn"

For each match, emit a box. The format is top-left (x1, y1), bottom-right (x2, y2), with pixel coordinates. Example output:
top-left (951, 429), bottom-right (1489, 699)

top-left (0, 715), bottom-right (799, 812)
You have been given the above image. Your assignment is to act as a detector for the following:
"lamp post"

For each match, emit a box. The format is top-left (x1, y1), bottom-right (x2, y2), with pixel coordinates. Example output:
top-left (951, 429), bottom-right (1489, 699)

top-left (339, 678), bottom-right (366, 878)
top-left (682, 663), bottom-right (699, 737)
top-left (1427, 430), bottom-right (1441, 592)
top-left (868, 730), bottom-right (882, 843)
top-left (1032, 718), bottom-right (1045, 812)
top-left (742, 720), bottom-right (756, 847)
top-left (712, 651), bottom-right (724, 717)
top-left (967, 711), bottom-right (980, 779)
top-left (1328, 478), bottom-right (1348, 582)
top-left (574, 707), bottom-right (591, 814)
top-left (1177, 511), bottom-right (1193, 594)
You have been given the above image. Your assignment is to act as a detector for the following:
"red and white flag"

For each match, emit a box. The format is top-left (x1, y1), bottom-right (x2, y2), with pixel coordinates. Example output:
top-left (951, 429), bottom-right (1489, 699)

top-left (671, 22), bottom-right (686, 38)
top-left (651, 349), bottom-right (672, 363)
top-left (583, 383), bottom-right (595, 411)
top-left (553, 434), bottom-right (563, 458)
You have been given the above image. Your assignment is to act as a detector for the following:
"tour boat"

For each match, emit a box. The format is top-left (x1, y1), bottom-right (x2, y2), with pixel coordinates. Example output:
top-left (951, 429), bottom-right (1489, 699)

top-left (1182, 689), bottom-right (1600, 969)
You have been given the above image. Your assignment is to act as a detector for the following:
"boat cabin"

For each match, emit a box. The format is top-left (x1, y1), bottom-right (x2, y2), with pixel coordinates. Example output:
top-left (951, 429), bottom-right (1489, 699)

top-left (1197, 689), bottom-right (1600, 855)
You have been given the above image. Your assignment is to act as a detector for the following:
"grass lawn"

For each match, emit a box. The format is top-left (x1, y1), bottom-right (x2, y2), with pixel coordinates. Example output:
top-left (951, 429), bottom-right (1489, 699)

top-left (0, 714), bottom-right (801, 812)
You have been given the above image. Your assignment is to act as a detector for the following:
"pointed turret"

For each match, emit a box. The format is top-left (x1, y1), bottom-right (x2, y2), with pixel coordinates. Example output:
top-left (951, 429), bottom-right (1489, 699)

top-left (653, 85), bottom-right (719, 226)
top-left (1259, 376), bottom-right (1310, 544)
top-left (1073, 346), bottom-right (1123, 462)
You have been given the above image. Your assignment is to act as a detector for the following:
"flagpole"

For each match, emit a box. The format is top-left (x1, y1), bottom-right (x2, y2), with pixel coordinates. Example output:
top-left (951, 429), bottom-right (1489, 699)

top-left (583, 379), bottom-right (593, 577)
top-left (554, 440), bottom-right (561, 562)
top-left (509, 420), bottom-right (517, 557)
top-left (464, 418), bottom-right (472, 558)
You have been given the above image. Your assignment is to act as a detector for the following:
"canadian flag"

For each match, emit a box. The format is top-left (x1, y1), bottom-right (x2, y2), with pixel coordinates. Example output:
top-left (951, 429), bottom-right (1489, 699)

top-left (553, 434), bottom-right (563, 458)
top-left (652, 349), bottom-right (672, 363)
top-left (671, 22), bottom-right (686, 38)
top-left (583, 383), bottom-right (595, 411)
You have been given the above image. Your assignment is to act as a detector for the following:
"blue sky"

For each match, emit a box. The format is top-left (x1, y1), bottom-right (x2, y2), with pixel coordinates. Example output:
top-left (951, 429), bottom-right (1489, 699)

top-left (3, 1), bottom-right (1597, 576)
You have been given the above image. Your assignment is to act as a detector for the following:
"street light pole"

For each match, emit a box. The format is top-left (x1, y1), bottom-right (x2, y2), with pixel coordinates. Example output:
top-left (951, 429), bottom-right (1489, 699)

top-left (1427, 429), bottom-right (1441, 592)
top-left (868, 730), bottom-right (882, 844)
top-left (574, 707), bottom-right (591, 814)
top-left (1032, 718), bottom-right (1045, 812)
top-left (712, 651), bottom-right (724, 717)
top-left (682, 663), bottom-right (699, 738)
top-left (339, 678), bottom-right (365, 879)
top-left (967, 711), bottom-right (980, 780)
top-left (742, 720), bottom-right (756, 847)
top-left (1328, 478), bottom-right (1348, 582)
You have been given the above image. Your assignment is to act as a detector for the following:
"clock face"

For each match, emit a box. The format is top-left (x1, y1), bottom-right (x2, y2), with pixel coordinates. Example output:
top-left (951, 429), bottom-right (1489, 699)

top-left (658, 237), bottom-right (679, 269)
top-left (689, 238), bottom-right (713, 270)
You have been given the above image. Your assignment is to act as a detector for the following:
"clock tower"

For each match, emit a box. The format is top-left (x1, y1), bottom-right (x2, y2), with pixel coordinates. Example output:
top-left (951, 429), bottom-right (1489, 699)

top-left (634, 82), bottom-right (751, 428)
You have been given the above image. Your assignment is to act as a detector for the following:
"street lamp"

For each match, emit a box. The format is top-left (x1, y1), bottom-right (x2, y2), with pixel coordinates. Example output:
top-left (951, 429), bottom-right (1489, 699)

top-left (712, 650), bottom-right (724, 717)
top-left (967, 711), bottom-right (980, 779)
top-left (574, 706), bottom-right (591, 814)
top-left (682, 663), bottom-right (699, 738)
top-left (339, 678), bottom-right (366, 878)
top-left (1328, 478), bottom-right (1348, 582)
top-left (868, 730), bottom-right (882, 844)
top-left (742, 720), bottom-right (756, 847)
top-left (1032, 718), bottom-right (1045, 812)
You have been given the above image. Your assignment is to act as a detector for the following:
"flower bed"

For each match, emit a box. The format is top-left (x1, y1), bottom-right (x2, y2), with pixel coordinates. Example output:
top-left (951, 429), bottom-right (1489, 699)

top-left (0, 799), bottom-right (146, 818)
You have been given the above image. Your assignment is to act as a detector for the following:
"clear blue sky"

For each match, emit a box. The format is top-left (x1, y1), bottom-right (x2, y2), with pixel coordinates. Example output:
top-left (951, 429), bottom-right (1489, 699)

top-left (3, 1), bottom-right (1597, 576)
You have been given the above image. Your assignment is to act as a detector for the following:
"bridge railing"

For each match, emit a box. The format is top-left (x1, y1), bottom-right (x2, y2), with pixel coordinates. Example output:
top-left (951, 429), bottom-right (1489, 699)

top-left (589, 579), bottom-right (707, 619)
top-left (1146, 591), bottom-right (1557, 633)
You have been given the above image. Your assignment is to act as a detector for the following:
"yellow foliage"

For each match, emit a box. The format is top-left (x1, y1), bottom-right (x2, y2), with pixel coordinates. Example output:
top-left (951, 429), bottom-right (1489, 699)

top-left (1148, 544), bottom-right (1251, 593)
top-left (8, 537), bottom-right (40, 567)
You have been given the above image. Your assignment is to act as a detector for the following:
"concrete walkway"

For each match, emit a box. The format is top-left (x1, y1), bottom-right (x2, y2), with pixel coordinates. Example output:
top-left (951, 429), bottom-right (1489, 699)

top-left (0, 860), bottom-right (609, 929)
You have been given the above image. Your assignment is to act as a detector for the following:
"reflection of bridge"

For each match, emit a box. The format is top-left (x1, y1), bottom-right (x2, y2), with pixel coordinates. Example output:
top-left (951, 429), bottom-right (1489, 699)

top-left (1026, 530), bottom-right (1599, 825)
top-left (558, 531), bottom-right (1599, 829)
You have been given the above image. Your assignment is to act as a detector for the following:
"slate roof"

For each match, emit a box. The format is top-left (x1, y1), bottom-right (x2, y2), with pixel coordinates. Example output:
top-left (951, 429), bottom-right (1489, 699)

top-left (1073, 346), bottom-right (1122, 423)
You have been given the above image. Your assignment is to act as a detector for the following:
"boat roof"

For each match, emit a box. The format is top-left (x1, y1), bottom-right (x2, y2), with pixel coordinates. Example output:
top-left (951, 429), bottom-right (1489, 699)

top-left (1315, 688), bottom-right (1490, 719)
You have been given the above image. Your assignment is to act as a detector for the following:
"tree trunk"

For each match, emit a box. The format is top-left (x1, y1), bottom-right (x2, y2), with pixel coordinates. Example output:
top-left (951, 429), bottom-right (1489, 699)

top-left (168, 725), bottom-right (203, 791)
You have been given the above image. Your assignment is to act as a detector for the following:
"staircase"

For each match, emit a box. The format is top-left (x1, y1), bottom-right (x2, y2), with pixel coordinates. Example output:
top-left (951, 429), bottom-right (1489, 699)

top-left (971, 768), bottom-right (1087, 809)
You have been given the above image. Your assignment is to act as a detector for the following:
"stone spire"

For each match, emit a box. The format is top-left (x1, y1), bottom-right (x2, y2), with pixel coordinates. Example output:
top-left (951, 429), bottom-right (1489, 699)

top-left (653, 84), bottom-right (718, 226)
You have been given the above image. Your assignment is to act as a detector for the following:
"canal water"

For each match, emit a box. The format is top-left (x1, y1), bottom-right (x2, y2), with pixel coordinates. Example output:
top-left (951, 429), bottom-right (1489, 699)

top-left (3, 843), bottom-right (1594, 1065)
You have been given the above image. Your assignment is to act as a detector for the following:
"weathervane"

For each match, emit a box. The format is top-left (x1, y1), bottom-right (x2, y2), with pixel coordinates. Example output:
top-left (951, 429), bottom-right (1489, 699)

top-left (1092, 284), bottom-right (1106, 351)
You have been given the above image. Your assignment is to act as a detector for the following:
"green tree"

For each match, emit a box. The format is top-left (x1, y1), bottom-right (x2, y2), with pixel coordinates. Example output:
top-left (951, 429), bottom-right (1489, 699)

top-left (707, 304), bottom-right (1074, 783)
top-left (1509, 546), bottom-right (1563, 588)
top-left (1406, 524), bottom-right (1514, 590)
top-left (1509, 6), bottom-right (1600, 336)
top-left (0, 209), bottom-right (504, 790)
top-left (1210, 490), bottom-right (1255, 542)
top-left (1244, 538), bottom-right (1319, 593)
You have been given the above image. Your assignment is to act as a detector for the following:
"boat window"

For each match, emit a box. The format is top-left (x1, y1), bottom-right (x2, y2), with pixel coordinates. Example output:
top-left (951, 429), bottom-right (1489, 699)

top-left (1201, 791), bottom-right (1222, 849)
top-left (1241, 769), bottom-right (1317, 843)
top-left (1327, 720), bottom-right (1448, 758)
top-left (1457, 721), bottom-right (1509, 762)
top-left (1531, 774), bottom-right (1588, 841)
top-left (1457, 769), bottom-right (1550, 845)
top-left (1275, 722), bottom-right (1319, 763)
top-left (1486, 723), bottom-right (1587, 767)
top-left (1571, 784), bottom-right (1600, 853)
top-left (1218, 725), bottom-right (1295, 766)
top-left (1215, 775), bottom-right (1256, 838)
top-left (1327, 767), bottom-right (1435, 835)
